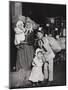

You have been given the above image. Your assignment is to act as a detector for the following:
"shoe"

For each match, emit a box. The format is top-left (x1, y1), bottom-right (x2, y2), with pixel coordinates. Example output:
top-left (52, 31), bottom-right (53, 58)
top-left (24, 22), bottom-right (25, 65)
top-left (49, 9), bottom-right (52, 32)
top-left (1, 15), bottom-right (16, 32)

top-left (32, 82), bottom-right (37, 87)
top-left (44, 79), bottom-right (48, 83)
top-left (47, 81), bottom-right (54, 86)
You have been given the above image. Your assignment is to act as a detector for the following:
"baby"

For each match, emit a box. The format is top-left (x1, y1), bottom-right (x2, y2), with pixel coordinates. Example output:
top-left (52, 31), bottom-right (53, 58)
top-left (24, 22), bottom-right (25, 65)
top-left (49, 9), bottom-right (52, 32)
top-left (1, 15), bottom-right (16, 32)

top-left (14, 20), bottom-right (25, 45)
top-left (29, 48), bottom-right (44, 86)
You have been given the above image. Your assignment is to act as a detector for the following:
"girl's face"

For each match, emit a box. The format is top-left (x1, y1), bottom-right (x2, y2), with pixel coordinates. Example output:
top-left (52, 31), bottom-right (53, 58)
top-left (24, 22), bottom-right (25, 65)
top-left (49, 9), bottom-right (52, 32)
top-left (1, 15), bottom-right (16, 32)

top-left (18, 23), bottom-right (24, 30)
top-left (37, 52), bottom-right (43, 59)
top-left (37, 32), bottom-right (43, 39)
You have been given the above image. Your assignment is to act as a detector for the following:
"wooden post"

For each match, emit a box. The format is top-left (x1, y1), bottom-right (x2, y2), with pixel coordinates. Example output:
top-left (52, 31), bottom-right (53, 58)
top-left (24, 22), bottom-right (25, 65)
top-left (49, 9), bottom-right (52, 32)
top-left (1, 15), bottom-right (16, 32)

top-left (15, 2), bottom-right (22, 16)
top-left (11, 2), bottom-right (22, 24)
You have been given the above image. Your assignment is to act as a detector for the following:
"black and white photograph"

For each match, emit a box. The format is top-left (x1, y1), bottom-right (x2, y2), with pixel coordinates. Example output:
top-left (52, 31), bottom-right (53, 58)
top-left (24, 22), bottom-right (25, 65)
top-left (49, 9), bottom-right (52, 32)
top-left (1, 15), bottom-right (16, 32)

top-left (9, 1), bottom-right (66, 89)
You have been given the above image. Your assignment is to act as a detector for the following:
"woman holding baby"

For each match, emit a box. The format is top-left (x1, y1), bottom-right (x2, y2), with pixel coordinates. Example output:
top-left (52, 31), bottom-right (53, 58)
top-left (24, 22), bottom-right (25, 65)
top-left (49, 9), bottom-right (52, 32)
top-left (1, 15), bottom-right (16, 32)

top-left (14, 19), bottom-right (34, 71)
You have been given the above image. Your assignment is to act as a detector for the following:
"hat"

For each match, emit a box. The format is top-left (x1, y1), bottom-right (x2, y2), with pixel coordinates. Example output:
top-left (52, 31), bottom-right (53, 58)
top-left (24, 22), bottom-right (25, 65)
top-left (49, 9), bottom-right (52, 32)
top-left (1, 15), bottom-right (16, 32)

top-left (37, 29), bottom-right (44, 35)
top-left (37, 26), bottom-right (44, 33)
top-left (38, 27), bottom-right (42, 31)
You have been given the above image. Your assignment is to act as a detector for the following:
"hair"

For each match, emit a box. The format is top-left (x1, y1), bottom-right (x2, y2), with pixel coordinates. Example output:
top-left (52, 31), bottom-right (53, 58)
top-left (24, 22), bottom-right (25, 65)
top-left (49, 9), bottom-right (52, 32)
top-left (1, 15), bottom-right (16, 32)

top-left (37, 30), bottom-right (45, 36)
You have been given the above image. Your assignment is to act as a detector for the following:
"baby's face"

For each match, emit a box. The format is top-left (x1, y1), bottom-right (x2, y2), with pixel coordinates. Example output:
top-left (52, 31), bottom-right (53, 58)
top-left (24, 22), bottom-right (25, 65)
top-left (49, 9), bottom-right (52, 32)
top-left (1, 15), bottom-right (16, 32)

top-left (18, 23), bottom-right (24, 30)
top-left (37, 52), bottom-right (43, 59)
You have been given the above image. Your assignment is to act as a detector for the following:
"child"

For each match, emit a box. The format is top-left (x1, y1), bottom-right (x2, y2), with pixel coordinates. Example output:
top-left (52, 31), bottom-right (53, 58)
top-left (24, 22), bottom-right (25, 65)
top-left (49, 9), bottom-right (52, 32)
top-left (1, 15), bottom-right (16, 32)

top-left (14, 20), bottom-right (25, 45)
top-left (29, 48), bottom-right (44, 86)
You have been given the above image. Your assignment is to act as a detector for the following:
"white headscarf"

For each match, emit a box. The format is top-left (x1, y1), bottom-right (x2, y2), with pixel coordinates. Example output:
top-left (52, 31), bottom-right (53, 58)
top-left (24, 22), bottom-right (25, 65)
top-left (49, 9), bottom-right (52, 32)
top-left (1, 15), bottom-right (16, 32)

top-left (16, 20), bottom-right (24, 27)
top-left (35, 48), bottom-right (43, 56)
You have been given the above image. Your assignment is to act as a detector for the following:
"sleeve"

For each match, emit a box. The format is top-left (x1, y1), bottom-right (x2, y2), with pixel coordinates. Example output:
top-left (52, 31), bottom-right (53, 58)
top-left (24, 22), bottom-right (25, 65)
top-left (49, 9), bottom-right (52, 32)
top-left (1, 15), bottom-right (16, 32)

top-left (43, 38), bottom-right (53, 54)
top-left (14, 28), bottom-right (23, 34)
top-left (32, 57), bottom-right (38, 66)
top-left (42, 56), bottom-right (46, 63)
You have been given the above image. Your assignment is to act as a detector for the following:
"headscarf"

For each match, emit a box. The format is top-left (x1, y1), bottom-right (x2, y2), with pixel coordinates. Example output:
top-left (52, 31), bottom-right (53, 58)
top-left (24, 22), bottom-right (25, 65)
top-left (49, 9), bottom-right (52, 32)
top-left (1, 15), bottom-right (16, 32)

top-left (35, 48), bottom-right (44, 56)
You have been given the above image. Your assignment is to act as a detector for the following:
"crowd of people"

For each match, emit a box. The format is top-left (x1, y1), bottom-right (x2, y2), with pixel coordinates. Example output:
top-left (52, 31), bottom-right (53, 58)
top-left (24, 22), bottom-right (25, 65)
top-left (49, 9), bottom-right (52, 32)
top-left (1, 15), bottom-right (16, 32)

top-left (11, 15), bottom-right (65, 87)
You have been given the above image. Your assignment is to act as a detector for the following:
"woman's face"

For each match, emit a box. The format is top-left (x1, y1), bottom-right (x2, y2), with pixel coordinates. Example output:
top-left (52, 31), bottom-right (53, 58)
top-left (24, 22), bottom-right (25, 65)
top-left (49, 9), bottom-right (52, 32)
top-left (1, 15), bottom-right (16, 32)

top-left (26, 22), bottom-right (32, 29)
top-left (37, 32), bottom-right (43, 39)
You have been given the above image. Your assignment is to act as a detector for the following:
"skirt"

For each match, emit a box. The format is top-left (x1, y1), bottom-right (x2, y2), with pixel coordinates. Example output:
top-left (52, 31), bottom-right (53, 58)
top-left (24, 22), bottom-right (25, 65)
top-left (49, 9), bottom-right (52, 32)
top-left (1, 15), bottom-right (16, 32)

top-left (16, 44), bottom-right (34, 71)
top-left (29, 66), bottom-right (44, 82)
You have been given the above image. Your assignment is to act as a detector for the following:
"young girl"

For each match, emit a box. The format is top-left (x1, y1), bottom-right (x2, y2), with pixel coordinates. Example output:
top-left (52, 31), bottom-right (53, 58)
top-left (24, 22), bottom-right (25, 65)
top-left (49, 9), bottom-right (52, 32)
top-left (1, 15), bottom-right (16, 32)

top-left (29, 48), bottom-right (44, 86)
top-left (14, 20), bottom-right (25, 45)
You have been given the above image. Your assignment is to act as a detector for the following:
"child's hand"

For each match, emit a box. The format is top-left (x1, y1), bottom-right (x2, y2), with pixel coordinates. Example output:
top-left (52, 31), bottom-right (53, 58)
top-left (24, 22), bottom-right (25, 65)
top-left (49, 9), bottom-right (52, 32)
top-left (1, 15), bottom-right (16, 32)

top-left (16, 45), bottom-right (20, 49)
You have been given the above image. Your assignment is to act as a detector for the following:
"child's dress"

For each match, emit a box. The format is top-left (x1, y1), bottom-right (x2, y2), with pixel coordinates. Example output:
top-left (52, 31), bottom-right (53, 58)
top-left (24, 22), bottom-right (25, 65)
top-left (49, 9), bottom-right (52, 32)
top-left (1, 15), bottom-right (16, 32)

top-left (14, 27), bottom-right (25, 45)
top-left (29, 56), bottom-right (44, 82)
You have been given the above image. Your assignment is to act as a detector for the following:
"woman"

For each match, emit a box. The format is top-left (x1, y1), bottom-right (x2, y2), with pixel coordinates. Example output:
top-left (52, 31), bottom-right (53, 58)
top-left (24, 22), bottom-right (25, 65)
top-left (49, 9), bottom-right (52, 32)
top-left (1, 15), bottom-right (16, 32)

top-left (15, 20), bottom-right (34, 71)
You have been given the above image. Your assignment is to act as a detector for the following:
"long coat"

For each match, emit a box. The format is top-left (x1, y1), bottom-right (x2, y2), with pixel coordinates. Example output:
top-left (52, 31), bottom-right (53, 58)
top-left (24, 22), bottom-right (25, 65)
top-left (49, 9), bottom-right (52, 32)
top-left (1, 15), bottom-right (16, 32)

top-left (16, 32), bottom-right (34, 71)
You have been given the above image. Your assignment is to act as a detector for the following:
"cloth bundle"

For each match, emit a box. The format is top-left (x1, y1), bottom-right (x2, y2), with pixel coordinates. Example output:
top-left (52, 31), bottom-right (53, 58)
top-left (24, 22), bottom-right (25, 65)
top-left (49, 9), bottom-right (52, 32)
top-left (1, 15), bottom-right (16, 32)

top-left (46, 36), bottom-right (61, 52)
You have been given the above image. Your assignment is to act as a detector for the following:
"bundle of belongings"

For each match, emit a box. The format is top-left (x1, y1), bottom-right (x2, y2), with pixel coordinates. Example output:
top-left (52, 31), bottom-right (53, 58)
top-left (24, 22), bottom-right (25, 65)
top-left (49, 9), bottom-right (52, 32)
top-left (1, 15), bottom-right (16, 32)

top-left (46, 36), bottom-right (61, 53)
